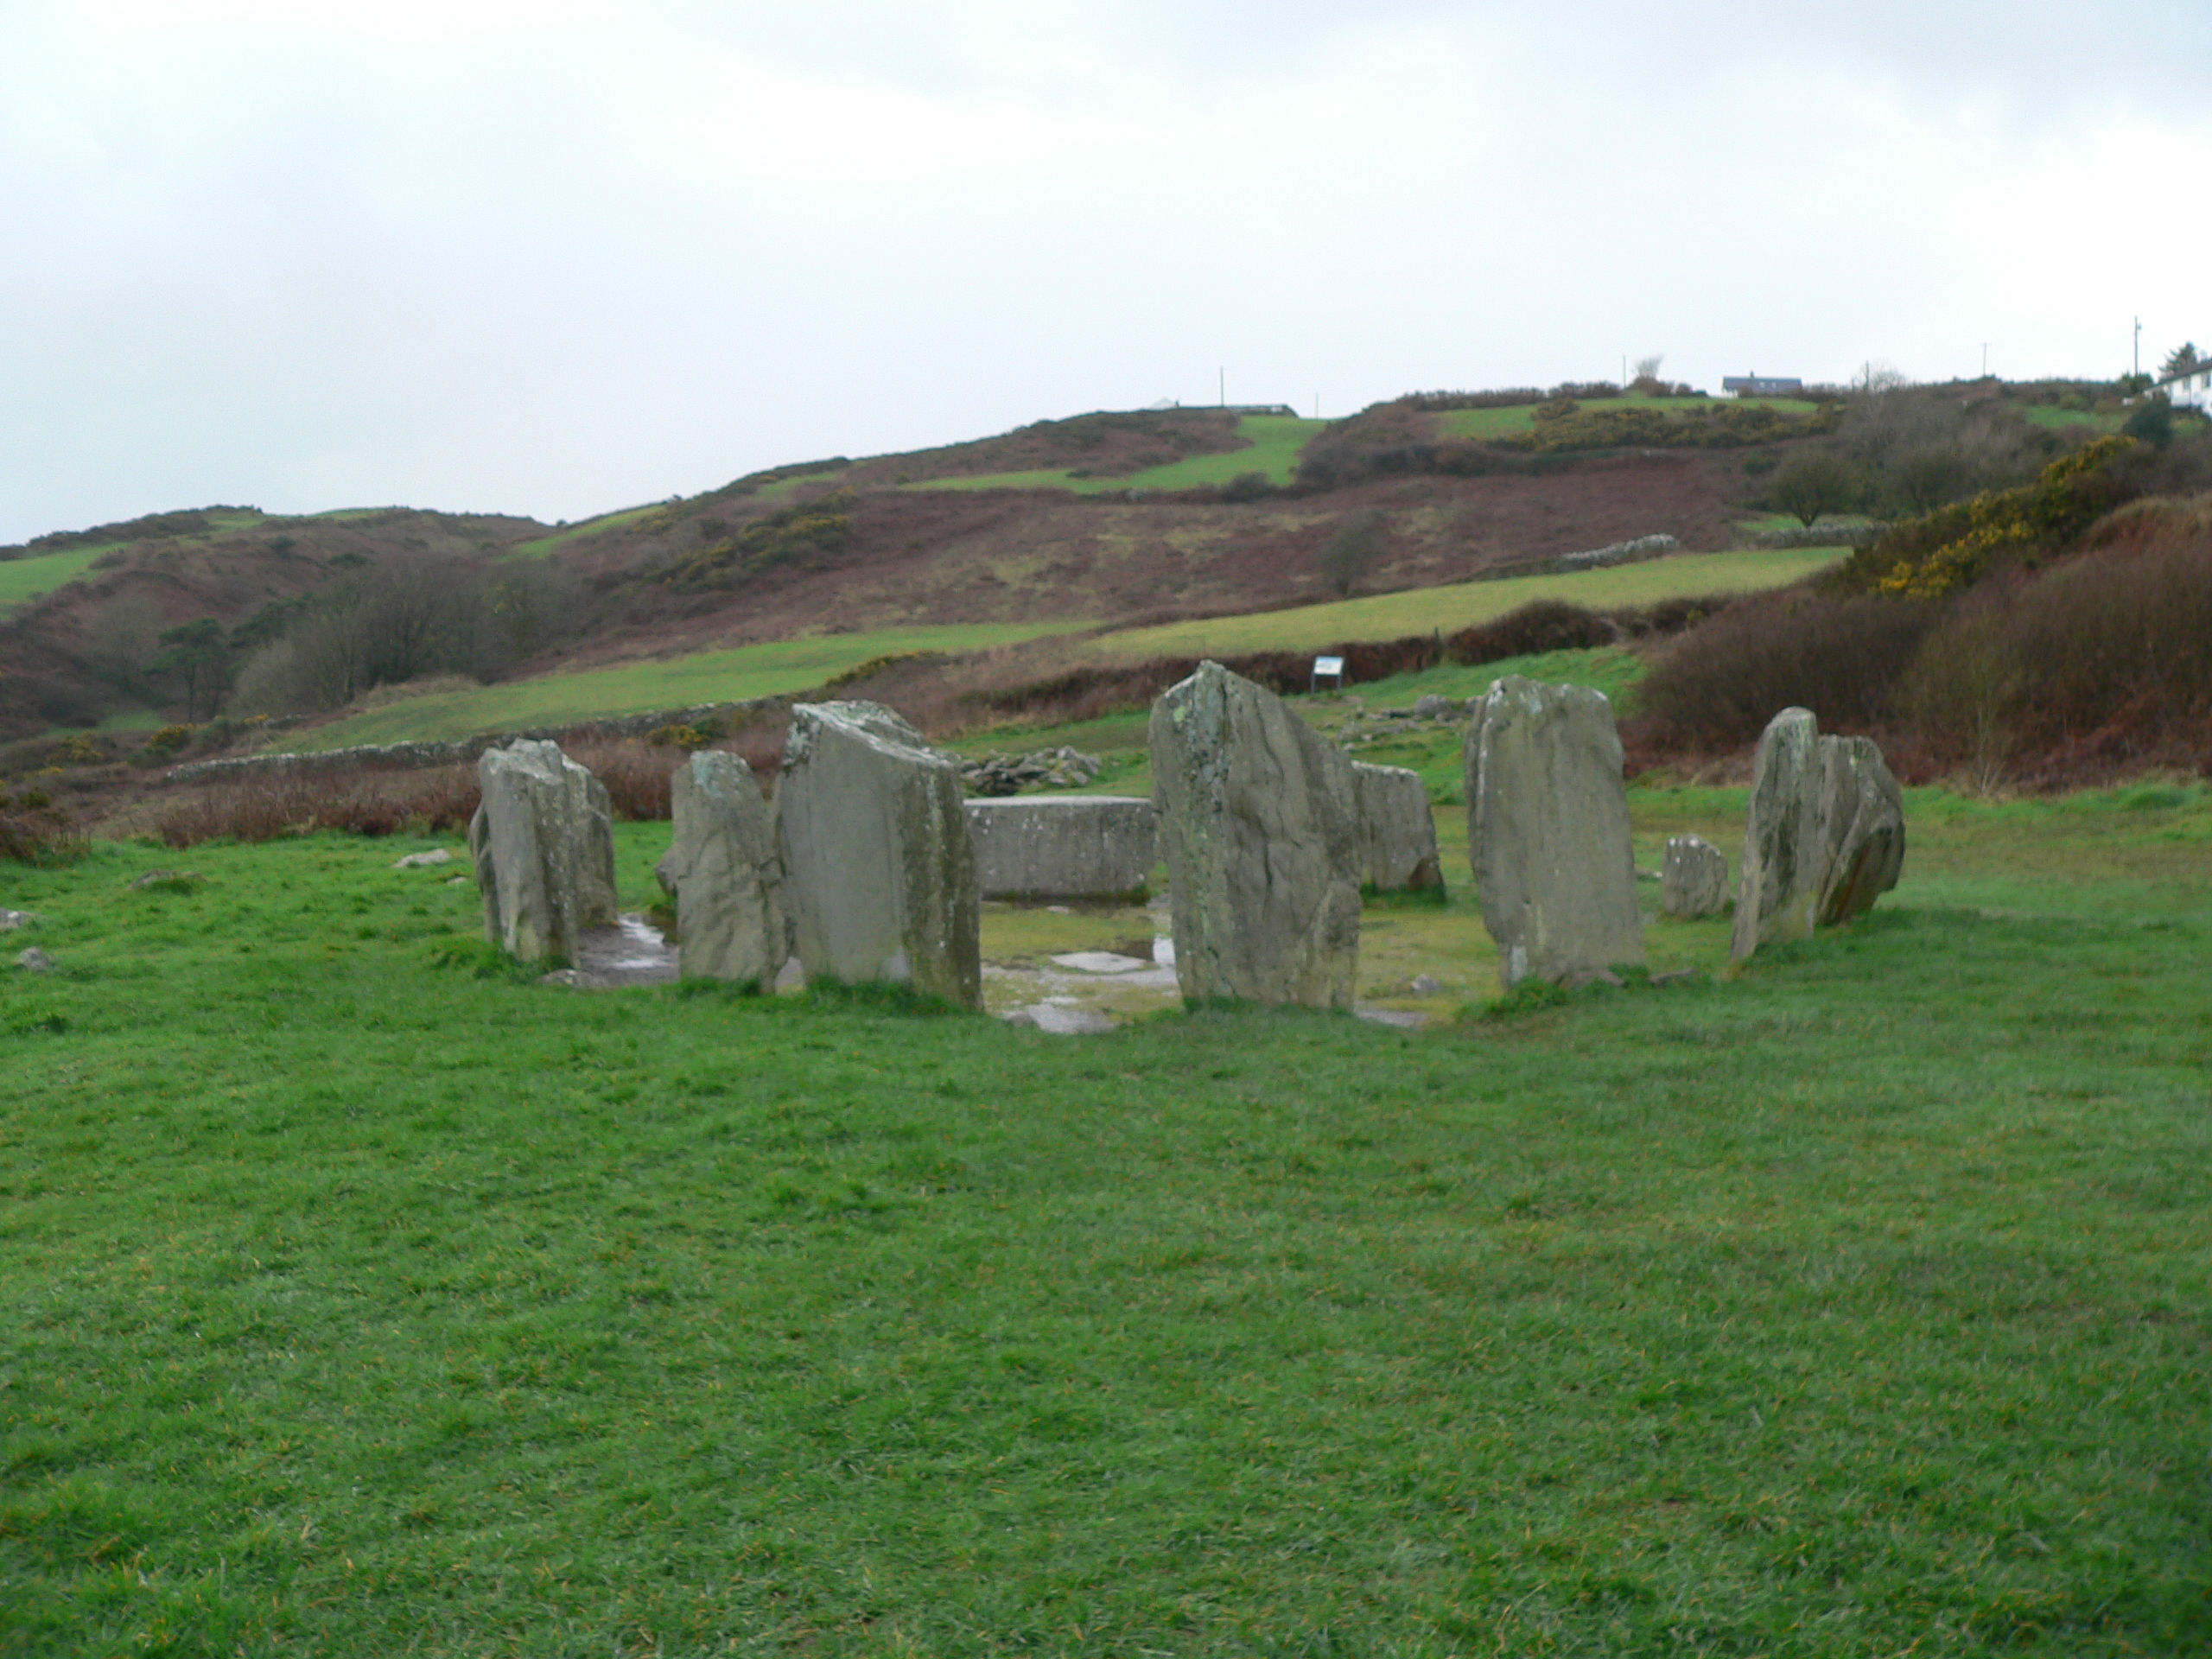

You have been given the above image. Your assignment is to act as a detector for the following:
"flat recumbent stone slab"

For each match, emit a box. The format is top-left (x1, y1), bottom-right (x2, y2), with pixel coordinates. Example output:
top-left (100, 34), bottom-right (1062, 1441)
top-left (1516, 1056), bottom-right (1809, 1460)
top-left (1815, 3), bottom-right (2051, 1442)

top-left (1149, 659), bottom-right (1361, 1008)
top-left (778, 701), bottom-right (981, 1008)
top-left (963, 795), bottom-right (1158, 902)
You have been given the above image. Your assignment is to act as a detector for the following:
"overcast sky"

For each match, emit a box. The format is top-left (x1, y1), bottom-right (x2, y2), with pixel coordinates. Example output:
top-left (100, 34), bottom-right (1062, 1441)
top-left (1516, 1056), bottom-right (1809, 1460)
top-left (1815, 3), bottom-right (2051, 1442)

top-left (3, 0), bottom-right (2207, 544)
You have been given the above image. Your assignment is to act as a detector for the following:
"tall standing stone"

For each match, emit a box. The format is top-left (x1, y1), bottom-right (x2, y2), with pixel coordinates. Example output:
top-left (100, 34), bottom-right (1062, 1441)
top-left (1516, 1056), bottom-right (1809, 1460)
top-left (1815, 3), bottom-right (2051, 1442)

top-left (1661, 835), bottom-right (1730, 918)
top-left (1464, 676), bottom-right (1644, 986)
top-left (1148, 660), bottom-right (1361, 1007)
top-left (1351, 761), bottom-right (1444, 892)
top-left (656, 750), bottom-right (789, 989)
top-left (469, 739), bottom-right (619, 963)
top-left (1732, 708), bottom-right (1905, 960)
top-left (777, 701), bottom-right (981, 1008)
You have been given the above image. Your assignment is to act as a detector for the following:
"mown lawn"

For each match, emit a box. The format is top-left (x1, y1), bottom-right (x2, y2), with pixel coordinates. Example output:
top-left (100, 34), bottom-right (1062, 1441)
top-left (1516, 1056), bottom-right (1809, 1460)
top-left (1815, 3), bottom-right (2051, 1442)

top-left (1087, 549), bottom-right (1843, 662)
top-left (2, 786), bottom-right (2208, 1655)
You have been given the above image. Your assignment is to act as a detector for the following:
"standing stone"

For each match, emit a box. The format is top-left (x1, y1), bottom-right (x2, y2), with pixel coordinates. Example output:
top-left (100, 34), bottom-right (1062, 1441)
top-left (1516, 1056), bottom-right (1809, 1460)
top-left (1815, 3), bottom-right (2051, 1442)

top-left (963, 796), bottom-right (1158, 902)
top-left (1464, 676), bottom-right (1644, 986)
top-left (1731, 708), bottom-right (1905, 960)
top-left (1148, 660), bottom-right (1361, 1007)
top-left (777, 702), bottom-right (980, 1008)
top-left (469, 740), bottom-right (618, 963)
top-left (656, 750), bottom-right (789, 989)
top-left (1661, 835), bottom-right (1730, 918)
top-left (1351, 762), bottom-right (1444, 892)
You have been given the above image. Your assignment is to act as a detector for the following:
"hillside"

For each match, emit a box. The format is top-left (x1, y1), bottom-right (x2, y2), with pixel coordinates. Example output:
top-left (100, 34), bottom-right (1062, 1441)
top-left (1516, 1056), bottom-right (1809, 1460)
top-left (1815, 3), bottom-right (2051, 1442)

top-left (3, 377), bottom-right (2131, 748)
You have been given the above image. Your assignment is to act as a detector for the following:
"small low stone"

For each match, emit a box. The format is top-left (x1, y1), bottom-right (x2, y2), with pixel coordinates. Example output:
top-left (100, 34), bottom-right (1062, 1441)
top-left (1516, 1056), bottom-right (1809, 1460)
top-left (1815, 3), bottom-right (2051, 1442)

top-left (538, 968), bottom-right (613, 989)
top-left (0, 909), bottom-right (38, 931)
top-left (1649, 969), bottom-right (1700, 986)
top-left (1563, 966), bottom-right (1624, 988)
top-left (446, 874), bottom-right (469, 886)
top-left (392, 848), bottom-right (454, 869)
top-left (1408, 974), bottom-right (1441, 995)
top-left (130, 869), bottom-right (202, 890)
top-left (1413, 694), bottom-right (1459, 720)
top-left (16, 947), bottom-right (53, 973)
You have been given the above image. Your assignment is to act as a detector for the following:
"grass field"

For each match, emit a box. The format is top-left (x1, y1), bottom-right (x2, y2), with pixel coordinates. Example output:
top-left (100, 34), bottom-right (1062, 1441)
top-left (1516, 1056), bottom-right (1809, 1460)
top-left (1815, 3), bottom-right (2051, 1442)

top-left (1088, 548), bottom-right (1845, 661)
top-left (508, 507), bottom-right (658, 561)
top-left (3, 784), bottom-right (2208, 1654)
top-left (296, 622), bottom-right (1090, 750)
top-left (1436, 395), bottom-right (1821, 442)
top-left (2018, 406), bottom-right (2124, 432)
top-left (909, 416), bottom-right (1330, 494)
top-left (0, 546), bottom-right (114, 616)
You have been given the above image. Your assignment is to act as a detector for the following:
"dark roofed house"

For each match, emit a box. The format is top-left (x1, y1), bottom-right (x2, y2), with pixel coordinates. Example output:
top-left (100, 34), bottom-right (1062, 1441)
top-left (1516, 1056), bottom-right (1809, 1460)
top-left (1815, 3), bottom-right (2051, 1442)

top-left (1722, 373), bottom-right (1803, 397)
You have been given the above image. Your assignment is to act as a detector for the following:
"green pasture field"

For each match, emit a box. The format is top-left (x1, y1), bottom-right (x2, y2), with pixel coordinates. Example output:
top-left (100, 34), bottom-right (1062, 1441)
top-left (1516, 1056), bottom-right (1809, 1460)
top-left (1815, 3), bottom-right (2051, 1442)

top-left (508, 507), bottom-right (658, 561)
top-left (1436, 394), bottom-right (1821, 442)
top-left (2018, 406), bottom-right (2124, 432)
top-left (753, 470), bottom-right (849, 502)
top-left (1088, 548), bottom-right (1844, 661)
top-left (295, 622), bottom-right (1089, 751)
top-left (946, 646), bottom-right (1643, 804)
top-left (909, 416), bottom-right (1329, 494)
top-left (3, 784), bottom-right (2208, 1655)
top-left (0, 547), bottom-right (114, 617)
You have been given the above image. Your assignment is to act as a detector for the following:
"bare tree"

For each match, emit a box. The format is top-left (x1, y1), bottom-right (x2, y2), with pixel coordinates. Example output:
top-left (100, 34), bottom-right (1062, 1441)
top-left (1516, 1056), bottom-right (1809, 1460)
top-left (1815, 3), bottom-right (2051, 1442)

top-left (1317, 510), bottom-right (1385, 598)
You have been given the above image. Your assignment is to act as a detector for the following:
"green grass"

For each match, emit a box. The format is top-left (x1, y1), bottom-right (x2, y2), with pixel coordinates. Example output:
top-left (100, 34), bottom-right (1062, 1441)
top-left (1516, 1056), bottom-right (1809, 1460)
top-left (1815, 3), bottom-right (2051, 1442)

top-left (1437, 395), bottom-right (1821, 441)
top-left (0, 546), bottom-right (112, 615)
top-left (3, 790), bottom-right (2209, 1654)
top-left (909, 416), bottom-right (1330, 494)
top-left (753, 469), bottom-right (849, 501)
top-left (2018, 406), bottom-right (2124, 432)
top-left (295, 622), bottom-right (1090, 749)
top-left (508, 506), bottom-right (661, 560)
top-left (1089, 548), bottom-right (1843, 660)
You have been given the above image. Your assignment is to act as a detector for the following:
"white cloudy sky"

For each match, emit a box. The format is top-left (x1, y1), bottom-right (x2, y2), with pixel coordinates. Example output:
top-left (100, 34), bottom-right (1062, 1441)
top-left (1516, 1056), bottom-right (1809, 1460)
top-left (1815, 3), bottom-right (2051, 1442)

top-left (3, 0), bottom-right (2208, 543)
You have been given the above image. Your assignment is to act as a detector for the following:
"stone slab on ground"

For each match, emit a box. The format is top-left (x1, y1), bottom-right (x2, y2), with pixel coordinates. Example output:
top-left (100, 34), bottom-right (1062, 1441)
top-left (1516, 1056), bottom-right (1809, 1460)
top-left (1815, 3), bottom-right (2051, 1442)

top-left (1149, 660), bottom-right (1361, 1008)
top-left (779, 701), bottom-right (982, 1008)
top-left (1465, 675), bottom-right (1644, 986)
top-left (963, 796), bottom-right (1158, 902)
top-left (1351, 761), bottom-right (1444, 892)
top-left (469, 738), bottom-right (619, 963)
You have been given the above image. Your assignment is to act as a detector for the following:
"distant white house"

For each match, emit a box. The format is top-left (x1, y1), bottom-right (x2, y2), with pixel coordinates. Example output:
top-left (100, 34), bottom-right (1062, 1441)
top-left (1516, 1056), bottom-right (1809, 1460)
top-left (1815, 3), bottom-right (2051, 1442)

top-left (1721, 373), bottom-right (1803, 397)
top-left (2156, 358), bottom-right (2211, 413)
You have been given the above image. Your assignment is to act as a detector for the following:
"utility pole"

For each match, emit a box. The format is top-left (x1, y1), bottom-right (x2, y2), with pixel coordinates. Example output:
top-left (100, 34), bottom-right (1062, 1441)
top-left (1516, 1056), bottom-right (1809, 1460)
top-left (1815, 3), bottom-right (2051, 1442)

top-left (1218, 367), bottom-right (1224, 409)
top-left (1981, 343), bottom-right (1989, 378)
top-left (2134, 317), bottom-right (2141, 378)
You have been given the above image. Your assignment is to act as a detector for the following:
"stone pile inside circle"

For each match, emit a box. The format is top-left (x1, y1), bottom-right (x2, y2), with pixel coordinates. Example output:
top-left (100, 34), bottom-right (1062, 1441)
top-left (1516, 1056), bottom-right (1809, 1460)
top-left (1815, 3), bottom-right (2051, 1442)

top-left (1149, 660), bottom-right (1361, 1008)
top-left (959, 747), bottom-right (1103, 798)
top-left (1732, 708), bottom-right (1905, 960)
top-left (1464, 675), bottom-right (1644, 987)
top-left (470, 738), bottom-right (619, 963)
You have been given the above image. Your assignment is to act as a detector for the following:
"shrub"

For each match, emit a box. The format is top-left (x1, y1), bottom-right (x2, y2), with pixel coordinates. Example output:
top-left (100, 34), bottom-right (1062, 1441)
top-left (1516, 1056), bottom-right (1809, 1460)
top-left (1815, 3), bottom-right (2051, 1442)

top-left (1636, 589), bottom-right (1942, 746)
top-left (1217, 472), bottom-right (1274, 503)
top-left (569, 741), bottom-right (672, 821)
top-left (660, 493), bottom-right (853, 591)
top-left (150, 766), bottom-right (481, 848)
top-left (645, 724), bottom-right (711, 752)
top-left (1316, 510), bottom-right (1384, 597)
top-left (1846, 436), bottom-right (2137, 599)
top-left (0, 801), bottom-right (86, 865)
top-left (1445, 601), bottom-right (1615, 665)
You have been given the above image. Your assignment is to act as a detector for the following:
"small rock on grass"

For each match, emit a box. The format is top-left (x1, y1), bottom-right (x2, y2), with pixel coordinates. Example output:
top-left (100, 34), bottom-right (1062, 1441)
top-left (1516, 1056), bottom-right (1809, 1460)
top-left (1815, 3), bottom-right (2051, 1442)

top-left (17, 947), bottom-right (53, 973)
top-left (392, 849), bottom-right (454, 869)
top-left (446, 874), bottom-right (470, 886)
top-left (0, 909), bottom-right (39, 931)
top-left (1408, 974), bottom-right (1441, 995)
top-left (130, 870), bottom-right (203, 891)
